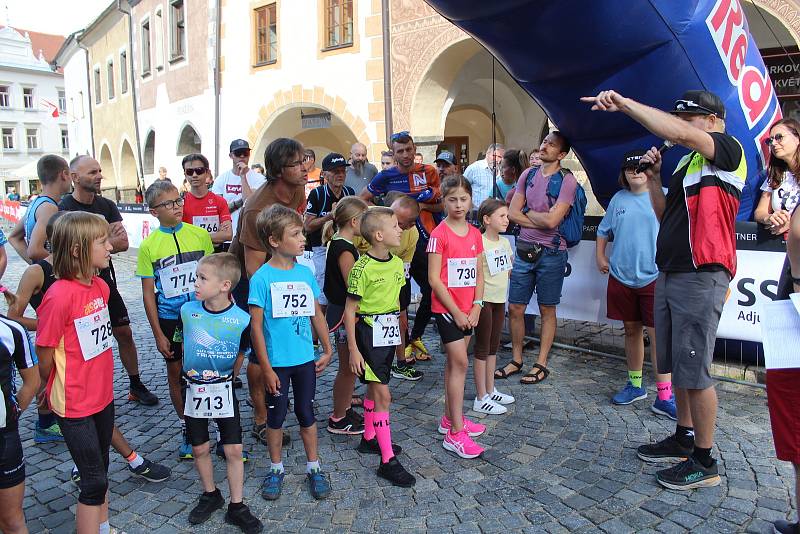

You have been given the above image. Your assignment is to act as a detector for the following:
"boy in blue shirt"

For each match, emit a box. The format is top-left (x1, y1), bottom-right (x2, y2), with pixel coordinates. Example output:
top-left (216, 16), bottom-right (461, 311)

top-left (249, 205), bottom-right (333, 501)
top-left (179, 253), bottom-right (262, 533)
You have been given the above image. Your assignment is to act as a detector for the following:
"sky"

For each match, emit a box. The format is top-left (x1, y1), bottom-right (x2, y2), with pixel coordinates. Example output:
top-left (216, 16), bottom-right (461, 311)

top-left (2, 0), bottom-right (110, 36)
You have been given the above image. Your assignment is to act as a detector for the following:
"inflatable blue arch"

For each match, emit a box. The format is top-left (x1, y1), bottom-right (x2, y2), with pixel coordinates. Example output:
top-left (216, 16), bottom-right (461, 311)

top-left (424, 0), bottom-right (782, 212)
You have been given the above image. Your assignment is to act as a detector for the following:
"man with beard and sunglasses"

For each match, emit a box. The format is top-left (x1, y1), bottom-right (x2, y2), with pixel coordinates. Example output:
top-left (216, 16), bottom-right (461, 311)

top-left (212, 140), bottom-right (267, 248)
top-left (344, 142), bottom-right (378, 192)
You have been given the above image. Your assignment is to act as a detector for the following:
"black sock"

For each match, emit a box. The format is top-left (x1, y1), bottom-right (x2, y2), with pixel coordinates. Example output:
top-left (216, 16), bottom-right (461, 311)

top-left (228, 501), bottom-right (245, 511)
top-left (129, 374), bottom-right (143, 388)
top-left (674, 425), bottom-right (695, 448)
top-left (692, 446), bottom-right (713, 468)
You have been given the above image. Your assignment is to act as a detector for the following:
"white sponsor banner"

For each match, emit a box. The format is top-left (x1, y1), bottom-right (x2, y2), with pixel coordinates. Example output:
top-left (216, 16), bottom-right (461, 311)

top-left (506, 233), bottom-right (784, 343)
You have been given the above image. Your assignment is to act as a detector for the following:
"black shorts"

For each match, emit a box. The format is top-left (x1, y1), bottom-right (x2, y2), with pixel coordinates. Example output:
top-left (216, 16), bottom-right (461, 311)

top-left (185, 389), bottom-right (242, 446)
top-left (355, 319), bottom-right (396, 385)
top-left (0, 429), bottom-right (24, 489)
top-left (435, 313), bottom-right (474, 345)
top-left (399, 279), bottom-right (411, 311)
top-left (99, 269), bottom-right (130, 328)
top-left (158, 318), bottom-right (183, 362)
top-left (326, 303), bottom-right (346, 345)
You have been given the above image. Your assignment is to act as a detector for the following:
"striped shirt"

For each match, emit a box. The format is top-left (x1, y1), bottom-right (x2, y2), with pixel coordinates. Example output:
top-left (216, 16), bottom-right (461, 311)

top-left (0, 315), bottom-right (36, 430)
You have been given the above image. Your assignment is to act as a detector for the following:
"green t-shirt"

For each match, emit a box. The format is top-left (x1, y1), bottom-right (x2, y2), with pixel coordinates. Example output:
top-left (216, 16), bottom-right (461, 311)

top-left (346, 253), bottom-right (406, 316)
top-left (136, 222), bottom-right (214, 319)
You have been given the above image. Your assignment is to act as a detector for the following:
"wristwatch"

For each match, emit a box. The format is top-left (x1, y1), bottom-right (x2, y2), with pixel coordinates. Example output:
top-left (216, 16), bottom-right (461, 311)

top-left (473, 299), bottom-right (484, 308)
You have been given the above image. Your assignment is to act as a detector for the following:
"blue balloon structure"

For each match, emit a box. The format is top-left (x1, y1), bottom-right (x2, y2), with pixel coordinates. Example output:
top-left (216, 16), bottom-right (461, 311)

top-left (423, 0), bottom-right (782, 208)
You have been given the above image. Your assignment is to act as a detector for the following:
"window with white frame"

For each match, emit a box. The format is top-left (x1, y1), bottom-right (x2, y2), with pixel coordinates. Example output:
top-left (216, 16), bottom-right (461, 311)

top-left (2, 128), bottom-right (14, 149)
top-left (170, 0), bottom-right (185, 60)
top-left (94, 68), bottom-right (101, 104)
top-left (26, 128), bottom-right (38, 150)
top-left (22, 87), bottom-right (34, 109)
top-left (61, 129), bottom-right (69, 151)
top-left (58, 90), bottom-right (66, 112)
top-left (107, 60), bottom-right (115, 99)
top-left (141, 19), bottom-right (152, 75)
top-left (120, 51), bottom-right (128, 94)
top-left (0, 86), bottom-right (9, 108)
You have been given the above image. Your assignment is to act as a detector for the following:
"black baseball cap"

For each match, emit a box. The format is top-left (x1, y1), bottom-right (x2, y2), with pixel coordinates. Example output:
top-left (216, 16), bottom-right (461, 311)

top-left (229, 139), bottom-right (250, 153)
top-left (435, 151), bottom-right (456, 165)
top-left (670, 90), bottom-right (726, 120)
top-left (321, 153), bottom-right (350, 171)
top-left (621, 149), bottom-right (646, 169)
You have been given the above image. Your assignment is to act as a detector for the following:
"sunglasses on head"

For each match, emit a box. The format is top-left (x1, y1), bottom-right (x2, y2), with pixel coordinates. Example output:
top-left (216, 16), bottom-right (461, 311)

top-left (184, 167), bottom-right (207, 176)
top-left (390, 131), bottom-right (410, 142)
top-left (674, 100), bottom-right (718, 117)
top-left (233, 149), bottom-right (250, 158)
top-left (765, 132), bottom-right (796, 146)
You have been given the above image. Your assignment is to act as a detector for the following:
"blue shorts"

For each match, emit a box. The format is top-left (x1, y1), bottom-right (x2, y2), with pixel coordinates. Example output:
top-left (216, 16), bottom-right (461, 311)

top-left (508, 245), bottom-right (568, 306)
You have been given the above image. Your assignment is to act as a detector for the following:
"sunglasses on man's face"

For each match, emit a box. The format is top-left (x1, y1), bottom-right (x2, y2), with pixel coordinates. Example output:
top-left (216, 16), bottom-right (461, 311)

top-left (184, 167), bottom-right (207, 176)
top-left (233, 149), bottom-right (250, 158)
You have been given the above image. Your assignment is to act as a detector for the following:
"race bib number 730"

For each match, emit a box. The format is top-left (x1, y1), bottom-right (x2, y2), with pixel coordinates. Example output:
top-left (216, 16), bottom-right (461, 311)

top-left (447, 258), bottom-right (477, 288)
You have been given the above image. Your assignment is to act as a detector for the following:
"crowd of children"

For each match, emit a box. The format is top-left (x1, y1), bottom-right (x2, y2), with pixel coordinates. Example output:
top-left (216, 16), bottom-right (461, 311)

top-left (0, 138), bottom-right (674, 533)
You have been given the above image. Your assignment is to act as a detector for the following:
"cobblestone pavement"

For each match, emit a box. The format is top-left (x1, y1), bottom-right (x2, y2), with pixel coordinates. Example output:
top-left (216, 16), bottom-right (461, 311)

top-left (1, 251), bottom-right (794, 533)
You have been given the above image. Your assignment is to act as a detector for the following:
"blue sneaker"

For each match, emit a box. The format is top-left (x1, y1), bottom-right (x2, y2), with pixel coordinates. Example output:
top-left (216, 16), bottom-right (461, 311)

top-left (306, 469), bottom-right (331, 500)
top-left (178, 429), bottom-right (193, 460)
top-left (215, 443), bottom-right (249, 462)
top-left (34, 422), bottom-right (64, 443)
top-left (261, 470), bottom-right (285, 501)
top-left (611, 381), bottom-right (647, 405)
top-left (651, 395), bottom-right (678, 420)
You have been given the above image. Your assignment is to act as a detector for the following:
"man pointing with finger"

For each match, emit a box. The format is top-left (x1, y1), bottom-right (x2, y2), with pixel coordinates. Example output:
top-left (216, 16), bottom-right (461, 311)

top-left (582, 89), bottom-right (745, 491)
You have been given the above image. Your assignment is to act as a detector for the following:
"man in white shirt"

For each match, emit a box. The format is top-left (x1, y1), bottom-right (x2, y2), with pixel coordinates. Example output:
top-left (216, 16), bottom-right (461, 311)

top-left (464, 143), bottom-right (505, 207)
top-left (211, 139), bottom-right (267, 243)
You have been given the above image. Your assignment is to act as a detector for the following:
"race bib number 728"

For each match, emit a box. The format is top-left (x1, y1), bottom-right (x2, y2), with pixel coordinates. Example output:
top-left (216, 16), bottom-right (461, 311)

top-left (74, 307), bottom-right (113, 361)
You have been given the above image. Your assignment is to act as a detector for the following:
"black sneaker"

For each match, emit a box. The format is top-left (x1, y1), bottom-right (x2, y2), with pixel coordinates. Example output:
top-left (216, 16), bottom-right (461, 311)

top-left (377, 456), bottom-right (416, 487)
top-left (656, 457), bottom-right (721, 490)
top-left (637, 434), bottom-right (693, 463)
top-left (356, 437), bottom-right (402, 455)
top-left (128, 381), bottom-right (159, 406)
top-left (224, 503), bottom-right (263, 533)
top-left (128, 458), bottom-right (171, 482)
top-left (774, 519), bottom-right (800, 534)
top-left (391, 364), bottom-right (424, 381)
top-left (327, 409), bottom-right (364, 435)
top-left (188, 489), bottom-right (224, 525)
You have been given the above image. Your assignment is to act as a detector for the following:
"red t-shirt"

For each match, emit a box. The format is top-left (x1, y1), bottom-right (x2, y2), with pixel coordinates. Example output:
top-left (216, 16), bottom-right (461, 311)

top-left (427, 221), bottom-right (484, 314)
top-left (182, 191), bottom-right (232, 234)
top-left (36, 277), bottom-right (114, 418)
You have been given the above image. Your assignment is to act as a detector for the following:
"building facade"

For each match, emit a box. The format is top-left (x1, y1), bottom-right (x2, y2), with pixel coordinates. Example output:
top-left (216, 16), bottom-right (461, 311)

top-left (53, 32), bottom-right (94, 163)
top-left (130, 0), bottom-right (217, 187)
top-left (78, 2), bottom-right (141, 203)
top-left (0, 26), bottom-right (67, 198)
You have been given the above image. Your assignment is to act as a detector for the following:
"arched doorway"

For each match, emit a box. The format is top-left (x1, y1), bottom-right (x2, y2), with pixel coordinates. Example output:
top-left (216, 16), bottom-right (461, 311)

top-left (143, 130), bottom-right (155, 178)
top-left (252, 105), bottom-right (358, 167)
top-left (119, 140), bottom-right (138, 203)
top-left (98, 143), bottom-right (115, 196)
top-left (177, 123), bottom-right (201, 156)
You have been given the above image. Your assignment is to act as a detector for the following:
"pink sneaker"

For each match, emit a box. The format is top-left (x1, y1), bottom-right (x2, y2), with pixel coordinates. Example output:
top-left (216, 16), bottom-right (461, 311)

top-left (442, 429), bottom-right (484, 459)
top-left (437, 415), bottom-right (486, 437)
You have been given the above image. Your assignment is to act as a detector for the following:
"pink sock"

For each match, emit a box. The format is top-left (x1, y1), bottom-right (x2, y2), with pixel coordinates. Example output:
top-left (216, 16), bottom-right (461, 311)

top-left (363, 399), bottom-right (376, 441)
top-left (656, 381), bottom-right (672, 401)
top-left (373, 411), bottom-right (395, 463)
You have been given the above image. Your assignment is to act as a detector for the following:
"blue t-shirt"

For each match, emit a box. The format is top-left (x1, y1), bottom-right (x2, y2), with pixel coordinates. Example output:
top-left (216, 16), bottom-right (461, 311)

top-left (24, 196), bottom-right (57, 245)
top-left (597, 189), bottom-right (659, 288)
top-left (179, 301), bottom-right (250, 383)
top-left (495, 177), bottom-right (514, 201)
top-left (248, 263), bottom-right (320, 368)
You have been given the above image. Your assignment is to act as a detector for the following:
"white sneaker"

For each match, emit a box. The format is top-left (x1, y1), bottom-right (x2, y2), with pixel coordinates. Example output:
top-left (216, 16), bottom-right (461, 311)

top-left (473, 396), bottom-right (507, 415)
top-left (489, 388), bottom-right (515, 405)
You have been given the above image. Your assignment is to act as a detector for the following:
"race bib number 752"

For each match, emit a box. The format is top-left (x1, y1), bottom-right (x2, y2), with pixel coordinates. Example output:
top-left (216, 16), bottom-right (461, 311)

top-left (270, 282), bottom-right (314, 318)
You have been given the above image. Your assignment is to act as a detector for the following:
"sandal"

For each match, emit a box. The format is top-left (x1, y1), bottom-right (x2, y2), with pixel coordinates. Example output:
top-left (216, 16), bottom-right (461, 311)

top-left (520, 363), bottom-right (550, 385)
top-left (251, 423), bottom-right (267, 445)
top-left (350, 395), bottom-right (364, 408)
top-left (495, 360), bottom-right (523, 379)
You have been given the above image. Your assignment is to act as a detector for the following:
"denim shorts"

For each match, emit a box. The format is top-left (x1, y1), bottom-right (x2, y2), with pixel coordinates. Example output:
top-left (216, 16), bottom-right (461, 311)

top-left (508, 245), bottom-right (568, 306)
